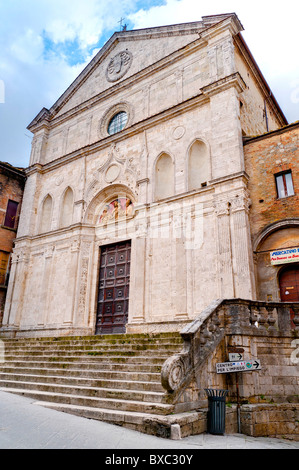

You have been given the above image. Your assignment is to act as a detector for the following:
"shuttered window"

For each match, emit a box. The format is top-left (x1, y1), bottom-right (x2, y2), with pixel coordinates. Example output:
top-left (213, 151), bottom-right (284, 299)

top-left (3, 200), bottom-right (19, 229)
top-left (275, 171), bottom-right (295, 199)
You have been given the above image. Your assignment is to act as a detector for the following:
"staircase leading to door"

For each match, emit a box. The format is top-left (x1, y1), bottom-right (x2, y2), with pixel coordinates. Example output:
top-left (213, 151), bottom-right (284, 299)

top-left (0, 333), bottom-right (201, 438)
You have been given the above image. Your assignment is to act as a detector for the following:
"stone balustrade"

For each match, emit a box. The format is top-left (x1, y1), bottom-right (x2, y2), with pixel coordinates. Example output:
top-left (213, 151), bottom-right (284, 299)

top-left (161, 299), bottom-right (299, 394)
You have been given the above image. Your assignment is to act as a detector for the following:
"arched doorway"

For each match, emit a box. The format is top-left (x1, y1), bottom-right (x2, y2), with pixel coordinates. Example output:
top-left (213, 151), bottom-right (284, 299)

top-left (279, 265), bottom-right (299, 302)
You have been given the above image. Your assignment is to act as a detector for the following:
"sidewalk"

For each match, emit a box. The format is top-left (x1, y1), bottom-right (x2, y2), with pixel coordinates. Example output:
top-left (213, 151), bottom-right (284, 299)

top-left (0, 390), bottom-right (298, 450)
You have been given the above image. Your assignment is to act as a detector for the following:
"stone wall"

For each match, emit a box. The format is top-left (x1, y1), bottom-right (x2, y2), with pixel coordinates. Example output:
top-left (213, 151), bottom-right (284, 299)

top-left (161, 299), bottom-right (299, 440)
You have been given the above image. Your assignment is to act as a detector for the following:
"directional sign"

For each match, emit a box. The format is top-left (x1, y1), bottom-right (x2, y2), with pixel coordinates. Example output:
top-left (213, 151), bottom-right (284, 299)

top-left (229, 353), bottom-right (244, 362)
top-left (216, 359), bottom-right (261, 374)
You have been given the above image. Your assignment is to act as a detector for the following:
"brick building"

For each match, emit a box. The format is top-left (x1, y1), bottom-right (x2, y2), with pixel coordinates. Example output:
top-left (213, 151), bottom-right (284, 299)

top-left (244, 121), bottom-right (299, 303)
top-left (0, 162), bottom-right (26, 324)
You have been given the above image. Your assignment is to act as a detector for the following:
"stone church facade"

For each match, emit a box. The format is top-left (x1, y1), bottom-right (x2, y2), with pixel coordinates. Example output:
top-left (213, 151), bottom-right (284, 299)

top-left (1, 13), bottom-right (289, 338)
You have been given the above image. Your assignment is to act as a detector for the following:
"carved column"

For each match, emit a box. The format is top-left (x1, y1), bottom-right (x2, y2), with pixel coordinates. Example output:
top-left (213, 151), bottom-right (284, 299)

top-left (214, 199), bottom-right (235, 298)
top-left (174, 69), bottom-right (183, 104)
top-left (29, 127), bottom-right (49, 165)
top-left (65, 238), bottom-right (81, 326)
top-left (230, 193), bottom-right (256, 300)
top-left (128, 234), bottom-right (147, 325)
top-left (39, 244), bottom-right (55, 327)
top-left (73, 240), bottom-right (92, 328)
top-left (3, 246), bottom-right (30, 328)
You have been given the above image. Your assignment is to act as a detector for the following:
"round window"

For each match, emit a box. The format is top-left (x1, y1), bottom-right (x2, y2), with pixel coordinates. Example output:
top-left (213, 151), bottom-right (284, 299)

top-left (108, 111), bottom-right (128, 135)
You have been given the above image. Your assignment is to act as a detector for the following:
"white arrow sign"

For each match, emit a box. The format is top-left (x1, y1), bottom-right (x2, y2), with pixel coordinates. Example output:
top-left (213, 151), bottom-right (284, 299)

top-left (216, 360), bottom-right (261, 374)
top-left (229, 353), bottom-right (244, 362)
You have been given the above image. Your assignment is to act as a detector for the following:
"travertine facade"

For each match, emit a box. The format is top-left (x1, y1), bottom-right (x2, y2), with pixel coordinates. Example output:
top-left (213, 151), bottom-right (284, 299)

top-left (1, 14), bottom-right (288, 337)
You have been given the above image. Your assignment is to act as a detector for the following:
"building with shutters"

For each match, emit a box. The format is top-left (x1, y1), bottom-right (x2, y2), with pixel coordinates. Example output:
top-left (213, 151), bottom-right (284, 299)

top-left (1, 13), bottom-right (296, 338)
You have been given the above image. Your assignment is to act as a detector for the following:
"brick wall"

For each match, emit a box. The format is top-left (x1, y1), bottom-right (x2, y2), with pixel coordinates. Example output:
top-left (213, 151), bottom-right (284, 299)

top-left (244, 122), bottom-right (299, 243)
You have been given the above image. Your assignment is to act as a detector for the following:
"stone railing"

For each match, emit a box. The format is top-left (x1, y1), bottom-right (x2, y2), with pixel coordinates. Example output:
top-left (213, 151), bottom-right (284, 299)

top-left (161, 299), bottom-right (299, 395)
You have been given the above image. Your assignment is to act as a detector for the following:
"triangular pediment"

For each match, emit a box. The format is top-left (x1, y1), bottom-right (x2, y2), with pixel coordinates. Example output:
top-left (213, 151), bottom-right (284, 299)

top-left (27, 14), bottom-right (243, 130)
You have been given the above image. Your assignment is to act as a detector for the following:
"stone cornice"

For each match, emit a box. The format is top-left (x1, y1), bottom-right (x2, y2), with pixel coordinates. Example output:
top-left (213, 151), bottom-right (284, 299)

top-left (210, 171), bottom-right (250, 186)
top-left (201, 72), bottom-right (246, 97)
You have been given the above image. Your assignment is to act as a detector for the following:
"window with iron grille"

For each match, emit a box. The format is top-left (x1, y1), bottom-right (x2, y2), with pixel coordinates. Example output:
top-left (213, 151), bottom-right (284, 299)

top-left (108, 111), bottom-right (128, 135)
top-left (275, 171), bottom-right (295, 199)
top-left (3, 200), bottom-right (18, 229)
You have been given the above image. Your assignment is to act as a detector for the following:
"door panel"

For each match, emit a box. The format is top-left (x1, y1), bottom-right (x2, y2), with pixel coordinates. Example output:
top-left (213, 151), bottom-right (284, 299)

top-left (279, 265), bottom-right (299, 328)
top-left (280, 266), bottom-right (299, 302)
top-left (96, 240), bottom-right (131, 334)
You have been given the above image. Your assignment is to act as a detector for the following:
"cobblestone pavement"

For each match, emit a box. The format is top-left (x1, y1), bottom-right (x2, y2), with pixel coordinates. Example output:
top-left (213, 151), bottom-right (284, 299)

top-left (0, 391), bottom-right (298, 450)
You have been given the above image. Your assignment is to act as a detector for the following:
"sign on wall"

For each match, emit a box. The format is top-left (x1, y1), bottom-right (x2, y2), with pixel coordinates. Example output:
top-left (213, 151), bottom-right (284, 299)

top-left (216, 360), bottom-right (261, 374)
top-left (270, 248), bottom-right (299, 265)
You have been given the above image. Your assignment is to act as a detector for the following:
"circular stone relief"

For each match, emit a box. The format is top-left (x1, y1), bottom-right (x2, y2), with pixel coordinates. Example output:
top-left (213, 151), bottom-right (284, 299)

top-left (55, 175), bottom-right (64, 186)
top-left (105, 164), bottom-right (120, 183)
top-left (172, 126), bottom-right (185, 140)
top-left (106, 50), bottom-right (133, 82)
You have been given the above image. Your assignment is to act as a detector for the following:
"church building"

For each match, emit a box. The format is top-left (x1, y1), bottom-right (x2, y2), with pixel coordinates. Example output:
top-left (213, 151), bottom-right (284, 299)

top-left (1, 13), bottom-right (291, 338)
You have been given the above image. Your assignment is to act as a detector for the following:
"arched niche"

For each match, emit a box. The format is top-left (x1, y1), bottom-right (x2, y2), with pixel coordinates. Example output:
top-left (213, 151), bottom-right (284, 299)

top-left (40, 194), bottom-right (53, 233)
top-left (84, 184), bottom-right (136, 225)
top-left (154, 153), bottom-right (174, 201)
top-left (254, 220), bottom-right (299, 301)
top-left (60, 187), bottom-right (74, 228)
top-left (188, 140), bottom-right (210, 191)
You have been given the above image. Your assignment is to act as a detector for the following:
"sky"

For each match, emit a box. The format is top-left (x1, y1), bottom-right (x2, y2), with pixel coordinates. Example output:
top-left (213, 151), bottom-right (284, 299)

top-left (0, 0), bottom-right (298, 168)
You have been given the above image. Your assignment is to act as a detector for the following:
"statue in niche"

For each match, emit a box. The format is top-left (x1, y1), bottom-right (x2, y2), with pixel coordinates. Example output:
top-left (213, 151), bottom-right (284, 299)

top-left (99, 198), bottom-right (134, 224)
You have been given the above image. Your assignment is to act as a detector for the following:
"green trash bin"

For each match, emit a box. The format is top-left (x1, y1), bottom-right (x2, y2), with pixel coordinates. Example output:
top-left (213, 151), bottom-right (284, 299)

top-left (205, 389), bottom-right (229, 435)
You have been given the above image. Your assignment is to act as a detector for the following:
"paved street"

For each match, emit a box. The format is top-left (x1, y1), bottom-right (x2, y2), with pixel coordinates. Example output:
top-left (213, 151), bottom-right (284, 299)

top-left (0, 390), bottom-right (298, 450)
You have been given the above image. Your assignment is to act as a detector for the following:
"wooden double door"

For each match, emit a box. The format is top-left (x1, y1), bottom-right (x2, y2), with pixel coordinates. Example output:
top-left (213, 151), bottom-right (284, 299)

top-left (279, 265), bottom-right (299, 328)
top-left (279, 265), bottom-right (299, 302)
top-left (96, 241), bottom-right (131, 334)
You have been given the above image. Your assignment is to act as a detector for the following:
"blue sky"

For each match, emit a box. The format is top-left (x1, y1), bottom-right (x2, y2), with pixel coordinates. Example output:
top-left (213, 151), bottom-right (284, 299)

top-left (0, 0), bottom-right (298, 168)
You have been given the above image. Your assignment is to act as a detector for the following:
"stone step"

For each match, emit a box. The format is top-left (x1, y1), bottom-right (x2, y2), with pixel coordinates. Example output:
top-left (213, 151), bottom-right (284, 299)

top-left (0, 379), bottom-right (168, 403)
top-left (2, 337), bottom-right (183, 347)
top-left (0, 333), bottom-right (186, 436)
top-left (0, 360), bottom-right (163, 373)
top-left (3, 342), bottom-right (180, 351)
top-left (5, 345), bottom-right (180, 356)
top-left (0, 387), bottom-right (173, 415)
top-left (0, 366), bottom-right (161, 382)
top-left (30, 401), bottom-right (201, 437)
top-left (1, 333), bottom-right (183, 347)
top-left (3, 349), bottom-right (174, 358)
top-left (2, 353), bottom-right (169, 364)
top-left (0, 372), bottom-right (164, 392)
